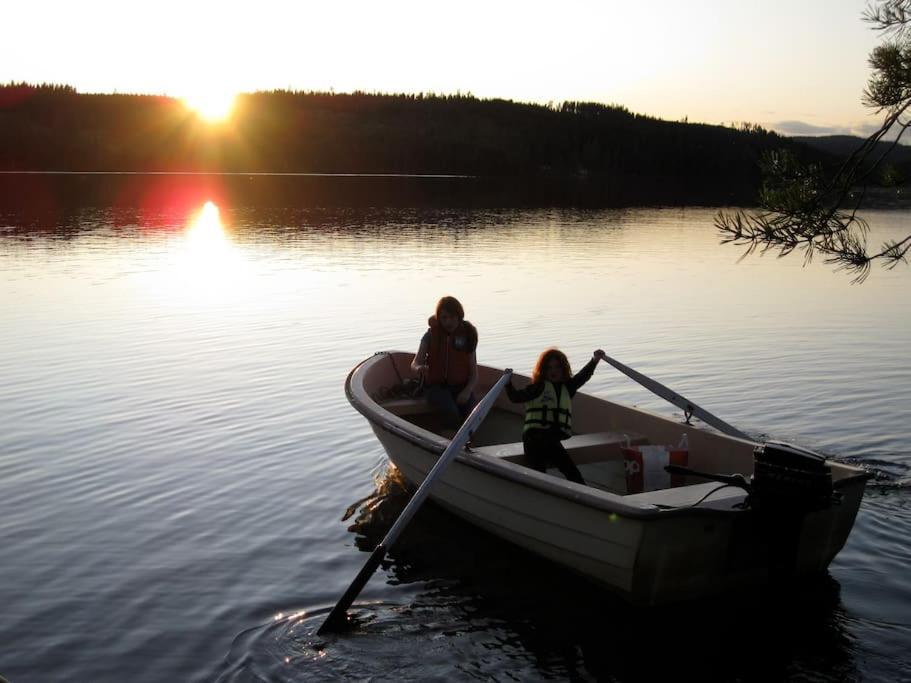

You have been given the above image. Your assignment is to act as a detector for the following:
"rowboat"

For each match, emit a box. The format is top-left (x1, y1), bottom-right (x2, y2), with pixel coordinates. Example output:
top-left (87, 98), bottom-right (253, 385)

top-left (345, 351), bottom-right (870, 605)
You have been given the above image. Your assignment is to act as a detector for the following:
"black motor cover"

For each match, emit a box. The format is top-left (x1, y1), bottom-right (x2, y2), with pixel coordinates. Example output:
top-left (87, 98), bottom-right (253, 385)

top-left (751, 441), bottom-right (834, 513)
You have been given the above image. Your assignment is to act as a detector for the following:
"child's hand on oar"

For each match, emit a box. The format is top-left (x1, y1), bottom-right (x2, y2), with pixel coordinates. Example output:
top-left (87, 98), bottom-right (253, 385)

top-left (594, 349), bottom-right (607, 362)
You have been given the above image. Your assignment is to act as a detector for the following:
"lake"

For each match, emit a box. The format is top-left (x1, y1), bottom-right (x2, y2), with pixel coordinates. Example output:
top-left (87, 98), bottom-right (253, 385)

top-left (1, 182), bottom-right (909, 682)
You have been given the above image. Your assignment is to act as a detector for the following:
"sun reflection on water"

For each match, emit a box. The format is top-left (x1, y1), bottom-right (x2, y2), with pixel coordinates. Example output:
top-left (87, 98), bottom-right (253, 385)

top-left (134, 200), bottom-right (255, 305)
top-left (187, 201), bottom-right (228, 250)
top-left (177, 200), bottom-right (251, 302)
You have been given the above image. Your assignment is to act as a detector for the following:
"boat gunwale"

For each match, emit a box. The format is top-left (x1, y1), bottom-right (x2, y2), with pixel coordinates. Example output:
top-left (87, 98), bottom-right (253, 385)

top-left (346, 352), bottom-right (872, 522)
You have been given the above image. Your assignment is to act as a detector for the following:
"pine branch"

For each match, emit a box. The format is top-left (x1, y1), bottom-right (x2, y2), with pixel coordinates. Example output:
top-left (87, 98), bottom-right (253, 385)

top-left (716, 1), bottom-right (911, 283)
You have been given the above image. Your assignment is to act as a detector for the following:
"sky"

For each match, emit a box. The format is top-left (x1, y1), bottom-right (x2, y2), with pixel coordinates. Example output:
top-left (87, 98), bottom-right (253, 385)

top-left (2, 0), bottom-right (888, 136)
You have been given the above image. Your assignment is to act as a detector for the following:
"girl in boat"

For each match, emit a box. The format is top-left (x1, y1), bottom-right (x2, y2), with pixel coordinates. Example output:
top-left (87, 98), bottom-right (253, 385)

top-left (506, 348), bottom-right (607, 484)
top-left (411, 296), bottom-right (479, 428)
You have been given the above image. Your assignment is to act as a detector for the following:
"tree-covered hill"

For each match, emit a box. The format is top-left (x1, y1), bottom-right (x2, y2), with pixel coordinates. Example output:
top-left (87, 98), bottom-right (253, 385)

top-left (0, 83), bottom-right (822, 205)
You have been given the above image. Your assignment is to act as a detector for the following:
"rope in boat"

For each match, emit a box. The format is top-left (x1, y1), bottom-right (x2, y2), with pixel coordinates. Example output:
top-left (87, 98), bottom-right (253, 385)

top-left (654, 484), bottom-right (748, 510)
top-left (370, 352), bottom-right (424, 402)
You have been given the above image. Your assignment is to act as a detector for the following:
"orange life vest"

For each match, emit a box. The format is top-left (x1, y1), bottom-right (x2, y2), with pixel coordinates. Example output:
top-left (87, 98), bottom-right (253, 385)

top-left (426, 316), bottom-right (477, 387)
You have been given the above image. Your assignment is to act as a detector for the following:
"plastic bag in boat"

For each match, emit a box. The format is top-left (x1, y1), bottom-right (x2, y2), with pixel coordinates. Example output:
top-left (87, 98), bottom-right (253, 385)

top-left (622, 434), bottom-right (689, 493)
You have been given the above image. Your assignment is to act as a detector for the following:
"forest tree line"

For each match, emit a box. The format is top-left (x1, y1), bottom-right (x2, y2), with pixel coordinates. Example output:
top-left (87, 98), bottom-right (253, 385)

top-left (0, 83), bottom-right (833, 205)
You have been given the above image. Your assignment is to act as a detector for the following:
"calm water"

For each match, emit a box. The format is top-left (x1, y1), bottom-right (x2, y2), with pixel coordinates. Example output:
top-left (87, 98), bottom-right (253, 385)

top-left (1, 197), bottom-right (909, 682)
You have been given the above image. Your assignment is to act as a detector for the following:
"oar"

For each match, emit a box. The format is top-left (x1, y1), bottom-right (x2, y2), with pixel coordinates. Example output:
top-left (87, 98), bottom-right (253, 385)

top-left (597, 353), bottom-right (751, 441)
top-left (318, 369), bottom-right (514, 635)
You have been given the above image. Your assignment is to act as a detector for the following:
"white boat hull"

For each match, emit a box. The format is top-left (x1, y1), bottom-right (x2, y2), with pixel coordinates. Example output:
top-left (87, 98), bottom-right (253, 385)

top-left (349, 352), bottom-right (870, 605)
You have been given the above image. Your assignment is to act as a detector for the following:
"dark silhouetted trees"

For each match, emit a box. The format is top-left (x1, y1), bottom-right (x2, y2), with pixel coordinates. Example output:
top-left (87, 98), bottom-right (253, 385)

top-left (0, 83), bottom-right (822, 206)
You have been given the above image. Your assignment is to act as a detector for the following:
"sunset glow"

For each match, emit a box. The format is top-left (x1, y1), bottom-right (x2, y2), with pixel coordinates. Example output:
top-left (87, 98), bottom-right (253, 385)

top-left (2, 0), bottom-right (884, 134)
top-left (182, 90), bottom-right (236, 122)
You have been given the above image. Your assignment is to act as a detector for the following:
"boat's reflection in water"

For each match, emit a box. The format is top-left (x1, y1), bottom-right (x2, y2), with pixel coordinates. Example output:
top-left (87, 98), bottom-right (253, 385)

top-left (298, 465), bottom-right (857, 681)
top-left (216, 468), bottom-right (859, 681)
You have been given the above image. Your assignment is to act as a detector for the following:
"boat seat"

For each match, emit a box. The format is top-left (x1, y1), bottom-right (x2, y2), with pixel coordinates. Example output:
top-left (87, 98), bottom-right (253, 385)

top-left (473, 431), bottom-right (648, 465)
top-left (379, 398), bottom-right (433, 416)
top-left (624, 481), bottom-right (747, 510)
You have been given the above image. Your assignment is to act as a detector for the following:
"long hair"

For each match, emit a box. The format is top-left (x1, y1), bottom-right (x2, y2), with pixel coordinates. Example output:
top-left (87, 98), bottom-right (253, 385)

top-left (435, 295), bottom-right (465, 322)
top-left (531, 348), bottom-right (572, 384)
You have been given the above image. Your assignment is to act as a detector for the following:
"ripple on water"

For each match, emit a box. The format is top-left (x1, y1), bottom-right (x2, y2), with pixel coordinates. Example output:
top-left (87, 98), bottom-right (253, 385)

top-left (0, 205), bottom-right (909, 682)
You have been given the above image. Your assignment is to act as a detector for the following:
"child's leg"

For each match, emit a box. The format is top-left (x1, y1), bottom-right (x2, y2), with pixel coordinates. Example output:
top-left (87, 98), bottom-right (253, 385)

top-left (425, 383), bottom-right (462, 429)
top-left (521, 430), bottom-right (549, 472)
top-left (457, 391), bottom-right (477, 420)
top-left (523, 430), bottom-right (585, 483)
top-left (551, 440), bottom-right (585, 485)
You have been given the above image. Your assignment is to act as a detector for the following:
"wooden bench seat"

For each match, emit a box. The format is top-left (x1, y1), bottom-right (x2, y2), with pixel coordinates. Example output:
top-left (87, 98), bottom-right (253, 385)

top-left (473, 431), bottom-right (647, 464)
top-left (379, 398), bottom-right (433, 416)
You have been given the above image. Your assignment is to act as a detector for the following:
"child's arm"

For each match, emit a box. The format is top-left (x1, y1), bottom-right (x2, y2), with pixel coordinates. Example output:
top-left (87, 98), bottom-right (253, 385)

top-left (457, 352), bottom-right (479, 405)
top-left (505, 379), bottom-right (543, 403)
top-left (410, 331), bottom-right (431, 375)
top-left (567, 350), bottom-right (605, 394)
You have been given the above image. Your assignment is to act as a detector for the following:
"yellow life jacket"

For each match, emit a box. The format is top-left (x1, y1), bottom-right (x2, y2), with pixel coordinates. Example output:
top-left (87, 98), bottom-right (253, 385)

top-left (524, 381), bottom-right (572, 436)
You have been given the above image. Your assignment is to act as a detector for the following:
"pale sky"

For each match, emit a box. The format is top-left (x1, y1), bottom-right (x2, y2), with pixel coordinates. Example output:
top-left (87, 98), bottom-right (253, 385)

top-left (2, 0), bottom-right (887, 136)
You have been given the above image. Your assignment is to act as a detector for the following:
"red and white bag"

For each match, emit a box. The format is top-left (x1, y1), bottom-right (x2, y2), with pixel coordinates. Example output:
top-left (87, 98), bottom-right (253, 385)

top-left (622, 434), bottom-right (689, 493)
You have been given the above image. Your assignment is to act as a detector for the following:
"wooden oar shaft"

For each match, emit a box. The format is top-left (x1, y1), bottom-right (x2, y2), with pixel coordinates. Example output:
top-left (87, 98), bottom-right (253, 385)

top-left (318, 370), bottom-right (513, 635)
top-left (600, 354), bottom-right (751, 441)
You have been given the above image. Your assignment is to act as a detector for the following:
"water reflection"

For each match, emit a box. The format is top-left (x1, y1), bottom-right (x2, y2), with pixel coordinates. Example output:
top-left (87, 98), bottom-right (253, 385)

top-left (352, 469), bottom-right (859, 681)
top-left (1, 204), bottom-right (907, 683)
top-left (183, 200), bottom-right (238, 279)
top-left (136, 200), bottom-right (253, 305)
top-left (216, 466), bottom-right (859, 681)
top-left (187, 201), bottom-right (227, 245)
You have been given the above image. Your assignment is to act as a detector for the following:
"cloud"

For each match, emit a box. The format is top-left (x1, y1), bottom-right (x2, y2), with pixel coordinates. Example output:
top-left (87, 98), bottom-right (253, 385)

top-left (767, 120), bottom-right (854, 136)
top-left (768, 118), bottom-right (910, 143)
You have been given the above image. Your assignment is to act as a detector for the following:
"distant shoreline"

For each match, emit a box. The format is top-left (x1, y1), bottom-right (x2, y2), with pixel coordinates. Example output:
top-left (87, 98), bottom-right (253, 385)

top-left (0, 84), bottom-right (796, 206)
top-left (0, 170), bottom-right (474, 178)
top-left (0, 171), bottom-right (758, 211)
top-left (1, 170), bottom-right (908, 213)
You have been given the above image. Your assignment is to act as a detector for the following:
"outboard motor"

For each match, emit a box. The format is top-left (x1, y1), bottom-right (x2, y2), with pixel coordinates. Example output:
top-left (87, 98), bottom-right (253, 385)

top-left (666, 441), bottom-right (838, 579)
top-left (751, 441), bottom-right (835, 513)
top-left (750, 441), bottom-right (837, 579)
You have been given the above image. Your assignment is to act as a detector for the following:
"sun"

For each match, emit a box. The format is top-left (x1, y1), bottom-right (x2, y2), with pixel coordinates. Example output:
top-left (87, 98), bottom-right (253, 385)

top-left (182, 90), bottom-right (236, 122)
